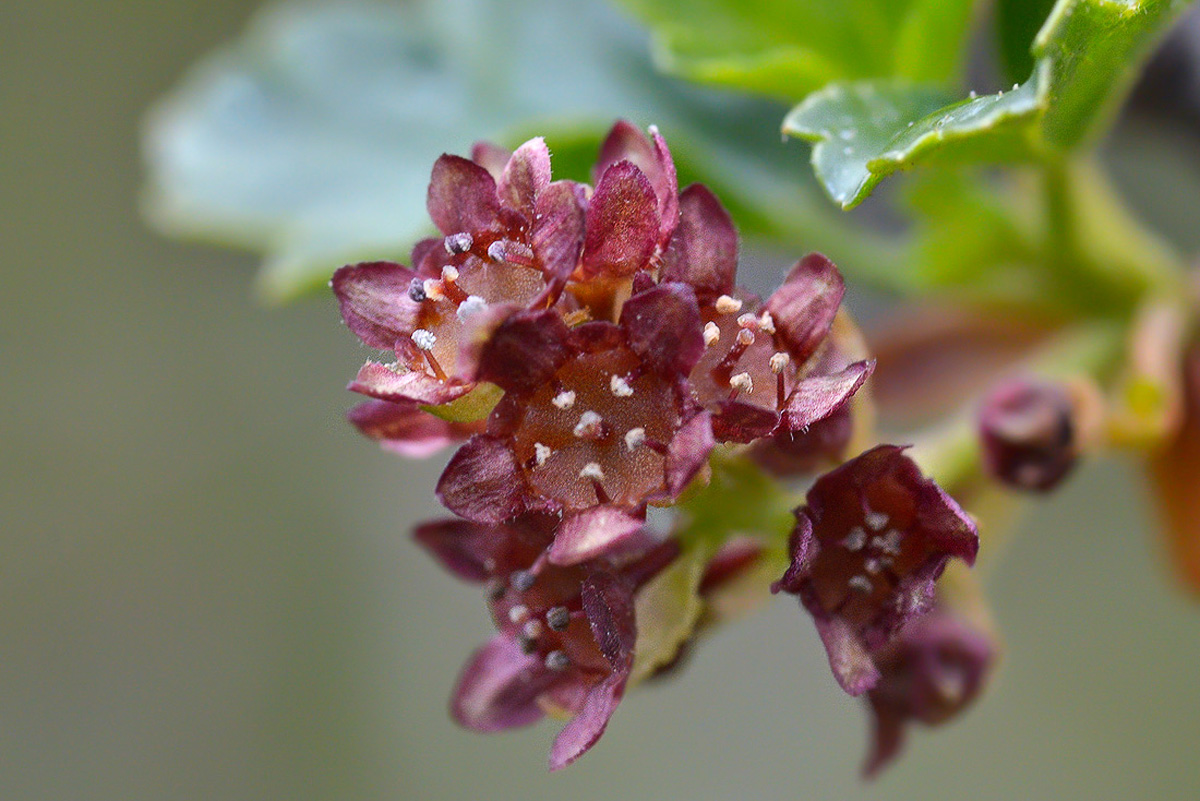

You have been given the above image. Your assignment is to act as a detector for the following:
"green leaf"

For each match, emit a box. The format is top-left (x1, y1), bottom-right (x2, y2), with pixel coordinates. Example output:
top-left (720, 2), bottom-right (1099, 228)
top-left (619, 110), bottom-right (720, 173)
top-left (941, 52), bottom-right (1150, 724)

top-left (784, 0), bottom-right (1191, 208)
top-left (783, 79), bottom-right (1042, 208)
top-left (617, 0), bottom-right (979, 102)
top-left (630, 545), bottom-right (708, 685)
top-left (144, 0), bottom-right (883, 303)
top-left (995, 0), bottom-right (1058, 83)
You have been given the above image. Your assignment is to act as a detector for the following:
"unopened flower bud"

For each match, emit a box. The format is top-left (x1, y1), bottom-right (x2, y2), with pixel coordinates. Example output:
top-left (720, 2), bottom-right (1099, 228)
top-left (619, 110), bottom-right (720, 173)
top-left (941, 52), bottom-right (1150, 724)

top-left (979, 378), bottom-right (1077, 491)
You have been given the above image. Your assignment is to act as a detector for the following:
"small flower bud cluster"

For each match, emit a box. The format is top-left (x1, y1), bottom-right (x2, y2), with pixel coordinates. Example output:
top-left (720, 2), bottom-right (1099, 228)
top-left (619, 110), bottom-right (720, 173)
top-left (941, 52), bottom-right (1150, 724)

top-left (332, 121), bottom-right (972, 772)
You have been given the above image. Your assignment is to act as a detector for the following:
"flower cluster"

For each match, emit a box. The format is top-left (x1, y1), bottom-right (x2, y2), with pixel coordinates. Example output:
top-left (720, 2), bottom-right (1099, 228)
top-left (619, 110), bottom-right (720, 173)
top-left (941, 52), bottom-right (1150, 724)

top-left (334, 121), bottom-right (984, 772)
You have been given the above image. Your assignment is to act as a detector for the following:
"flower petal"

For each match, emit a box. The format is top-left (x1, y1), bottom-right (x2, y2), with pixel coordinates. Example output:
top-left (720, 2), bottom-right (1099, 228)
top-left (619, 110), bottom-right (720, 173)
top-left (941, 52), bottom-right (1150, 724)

top-left (664, 411), bottom-right (715, 497)
top-left (531, 181), bottom-right (587, 283)
top-left (779, 360), bottom-right (874, 431)
top-left (660, 184), bottom-right (738, 301)
top-left (412, 518), bottom-right (494, 582)
top-left (548, 672), bottom-right (624, 771)
top-left (498, 137), bottom-right (552, 218)
top-left (427, 153), bottom-right (502, 236)
top-left (581, 161), bottom-right (659, 277)
top-left (594, 120), bottom-right (656, 184)
top-left (813, 613), bottom-right (881, 696)
top-left (347, 399), bottom-right (476, 457)
top-left (466, 307), bottom-right (571, 393)
top-left (332, 261), bottom-right (420, 349)
top-left (648, 126), bottom-right (679, 241)
top-left (619, 282), bottom-right (705, 376)
top-left (711, 400), bottom-right (780, 443)
top-left (451, 634), bottom-right (554, 732)
top-left (549, 506), bottom-right (647, 566)
top-left (581, 570), bottom-right (638, 671)
top-left (348, 361), bottom-right (472, 405)
top-left (765, 253), bottom-right (845, 363)
top-left (470, 141), bottom-right (512, 179)
top-left (436, 435), bottom-right (527, 523)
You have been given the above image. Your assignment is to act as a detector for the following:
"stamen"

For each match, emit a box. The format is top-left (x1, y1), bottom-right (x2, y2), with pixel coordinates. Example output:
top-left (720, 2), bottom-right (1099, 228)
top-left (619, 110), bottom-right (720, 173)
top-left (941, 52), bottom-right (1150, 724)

top-left (758, 311), bottom-right (776, 334)
top-left (864, 511), bottom-right (890, 531)
top-left (769, 352), bottom-right (790, 374)
top-left (441, 265), bottom-right (460, 283)
top-left (407, 277), bottom-right (427, 303)
top-left (729, 372), bottom-right (754, 395)
top-left (864, 558), bottom-right (883, 575)
top-left (574, 411), bottom-right (605, 439)
top-left (736, 312), bottom-right (757, 329)
top-left (545, 651), bottom-right (570, 671)
top-left (485, 578), bottom-right (506, 601)
top-left (456, 295), bottom-right (487, 322)
top-left (624, 427), bottom-right (646, 451)
top-left (736, 328), bottom-right (755, 347)
top-left (421, 349), bottom-right (448, 382)
top-left (715, 295), bottom-right (742, 314)
top-left (444, 232), bottom-right (473, 254)
top-left (546, 606), bottom-right (571, 631)
top-left (874, 530), bottom-right (904, 556)
top-left (579, 462), bottom-right (606, 481)
top-left (518, 634), bottom-right (538, 654)
top-left (522, 619), bottom-right (544, 639)
top-left (610, 374), bottom-right (634, 397)
top-left (422, 278), bottom-right (445, 301)
top-left (552, 390), bottom-right (576, 410)
top-left (842, 527), bottom-right (867, 551)
top-left (411, 329), bottom-right (437, 351)
top-left (508, 604), bottom-right (530, 624)
top-left (703, 321), bottom-right (721, 347)
top-left (510, 570), bottom-right (536, 592)
top-left (848, 575), bottom-right (874, 594)
top-left (534, 442), bottom-right (553, 467)
top-left (487, 239), bottom-right (536, 267)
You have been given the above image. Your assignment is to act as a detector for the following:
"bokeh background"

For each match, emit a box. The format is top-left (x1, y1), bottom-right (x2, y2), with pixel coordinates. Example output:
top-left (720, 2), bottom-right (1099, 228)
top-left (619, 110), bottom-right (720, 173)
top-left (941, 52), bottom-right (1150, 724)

top-left (4, 1), bottom-right (1200, 799)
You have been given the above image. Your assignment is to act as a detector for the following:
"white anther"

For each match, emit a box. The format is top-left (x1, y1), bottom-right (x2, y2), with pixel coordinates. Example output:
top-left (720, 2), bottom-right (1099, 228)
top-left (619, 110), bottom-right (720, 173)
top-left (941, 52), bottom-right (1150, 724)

top-left (574, 410), bottom-right (603, 438)
top-left (703, 321), bottom-right (721, 347)
top-left (579, 462), bottom-right (606, 481)
top-left (848, 575), bottom-right (874, 594)
top-left (729, 372), bottom-right (754, 394)
top-left (534, 443), bottom-right (553, 467)
top-left (610, 374), bottom-right (634, 397)
top-left (874, 530), bottom-right (904, 556)
top-left (864, 558), bottom-right (883, 575)
top-left (737, 312), bottom-right (757, 329)
top-left (441, 265), bottom-right (459, 283)
top-left (648, 124), bottom-right (660, 136)
top-left (522, 619), bottom-right (544, 639)
top-left (486, 241), bottom-right (506, 262)
top-left (624, 427), bottom-right (646, 451)
top-left (552, 390), bottom-right (576, 410)
top-left (842, 527), bottom-right (867, 552)
top-left (508, 605), bottom-right (530, 623)
top-left (758, 312), bottom-right (776, 334)
top-left (736, 328), bottom-right (755, 347)
top-left (864, 511), bottom-right (890, 531)
top-left (456, 295), bottom-right (487, 322)
top-left (422, 278), bottom-right (444, 301)
top-left (411, 329), bottom-right (437, 350)
top-left (715, 295), bottom-right (743, 314)
top-left (444, 232), bottom-right (473, 254)
top-left (769, 352), bottom-right (790, 374)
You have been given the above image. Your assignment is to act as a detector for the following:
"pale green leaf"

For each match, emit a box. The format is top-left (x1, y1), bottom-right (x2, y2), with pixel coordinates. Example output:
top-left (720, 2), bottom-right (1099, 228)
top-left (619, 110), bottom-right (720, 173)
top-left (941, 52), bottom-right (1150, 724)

top-left (617, 0), bottom-right (979, 101)
top-left (784, 0), bottom-right (1191, 208)
top-left (144, 0), bottom-right (881, 303)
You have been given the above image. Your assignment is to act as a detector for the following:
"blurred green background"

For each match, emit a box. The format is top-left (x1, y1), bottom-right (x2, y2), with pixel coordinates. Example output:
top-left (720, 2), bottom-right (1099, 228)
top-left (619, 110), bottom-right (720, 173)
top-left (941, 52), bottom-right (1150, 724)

top-left (3, 1), bottom-right (1200, 799)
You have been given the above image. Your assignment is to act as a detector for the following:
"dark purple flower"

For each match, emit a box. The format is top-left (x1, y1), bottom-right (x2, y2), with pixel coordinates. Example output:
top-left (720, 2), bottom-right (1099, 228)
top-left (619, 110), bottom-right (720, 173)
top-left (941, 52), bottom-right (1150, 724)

top-left (436, 284), bottom-right (714, 563)
top-left (773, 445), bottom-right (979, 695)
top-left (414, 514), bottom-right (675, 769)
top-left (862, 607), bottom-right (995, 778)
top-left (686, 254), bottom-right (874, 443)
top-left (347, 398), bottom-right (483, 457)
top-left (979, 377), bottom-right (1078, 491)
top-left (333, 138), bottom-right (587, 407)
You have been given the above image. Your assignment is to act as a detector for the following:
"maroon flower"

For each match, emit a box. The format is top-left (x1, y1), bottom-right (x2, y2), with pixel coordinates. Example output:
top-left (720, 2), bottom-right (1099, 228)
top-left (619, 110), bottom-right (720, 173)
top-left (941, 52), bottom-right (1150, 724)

top-left (436, 284), bottom-right (714, 563)
top-left (413, 514), bottom-right (676, 770)
top-left (333, 138), bottom-right (587, 407)
top-left (346, 399), bottom-right (483, 457)
top-left (686, 254), bottom-right (874, 443)
top-left (773, 445), bottom-right (979, 695)
top-left (979, 377), bottom-right (1078, 491)
top-left (862, 607), bottom-right (995, 778)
